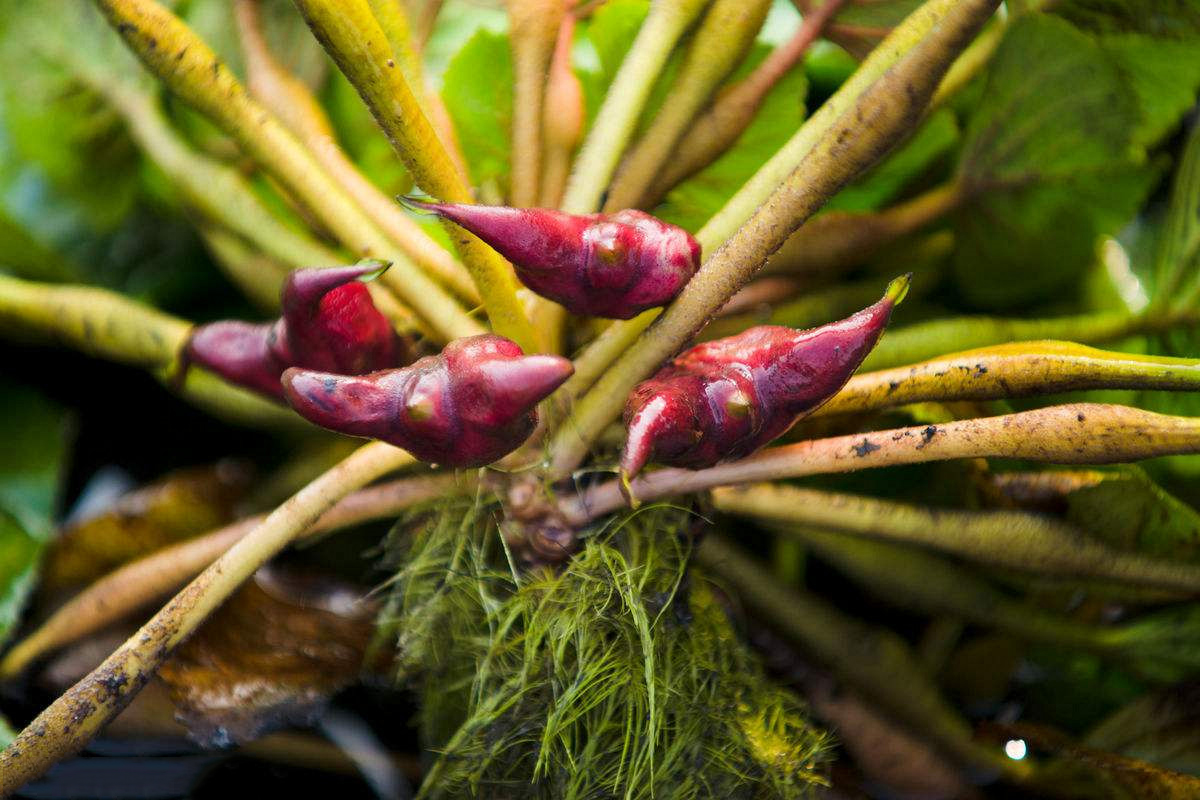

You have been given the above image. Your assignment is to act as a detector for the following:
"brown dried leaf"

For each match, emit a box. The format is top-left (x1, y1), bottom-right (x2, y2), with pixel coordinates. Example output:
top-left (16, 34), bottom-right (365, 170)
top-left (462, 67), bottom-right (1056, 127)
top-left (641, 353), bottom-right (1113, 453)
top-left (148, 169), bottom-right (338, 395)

top-left (44, 462), bottom-right (250, 591)
top-left (158, 568), bottom-right (374, 747)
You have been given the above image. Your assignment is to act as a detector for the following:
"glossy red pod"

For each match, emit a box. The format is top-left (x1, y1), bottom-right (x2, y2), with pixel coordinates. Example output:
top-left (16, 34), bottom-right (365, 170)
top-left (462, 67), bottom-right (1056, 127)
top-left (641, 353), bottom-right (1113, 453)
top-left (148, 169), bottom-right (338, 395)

top-left (401, 199), bottom-right (700, 319)
top-left (621, 274), bottom-right (910, 479)
top-left (183, 320), bottom-right (287, 400)
top-left (184, 262), bottom-right (406, 401)
top-left (281, 334), bottom-right (574, 467)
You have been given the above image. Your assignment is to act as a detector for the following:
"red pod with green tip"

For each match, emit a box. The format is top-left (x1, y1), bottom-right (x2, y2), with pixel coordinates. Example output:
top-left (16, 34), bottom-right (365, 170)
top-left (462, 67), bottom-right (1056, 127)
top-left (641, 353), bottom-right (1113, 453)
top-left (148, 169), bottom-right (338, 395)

top-left (184, 262), bottom-right (407, 400)
top-left (401, 199), bottom-right (700, 319)
top-left (621, 274), bottom-right (911, 479)
top-left (281, 334), bottom-right (574, 467)
top-left (276, 262), bottom-right (400, 375)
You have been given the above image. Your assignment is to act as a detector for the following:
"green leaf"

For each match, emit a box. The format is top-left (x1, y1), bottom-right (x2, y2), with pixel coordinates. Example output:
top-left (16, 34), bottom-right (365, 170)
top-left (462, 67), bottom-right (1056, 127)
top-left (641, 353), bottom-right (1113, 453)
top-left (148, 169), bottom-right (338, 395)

top-left (0, 384), bottom-right (70, 655)
top-left (586, 0), bottom-right (650, 82)
top-left (1055, 0), bottom-right (1200, 38)
top-left (0, 0), bottom-right (150, 229)
top-left (952, 14), bottom-right (1156, 308)
top-left (953, 163), bottom-right (1160, 307)
top-left (0, 385), bottom-right (70, 538)
top-left (1155, 115), bottom-right (1200, 306)
top-left (0, 209), bottom-right (80, 283)
top-left (440, 30), bottom-right (513, 192)
top-left (1100, 35), bottom-right (1200, 148)
top-left (0, 509), bottom-right (41, 651)
top-left (422, 0), bottom-right (509, 84)
top-left (652, 43), bottom-right (808, 233)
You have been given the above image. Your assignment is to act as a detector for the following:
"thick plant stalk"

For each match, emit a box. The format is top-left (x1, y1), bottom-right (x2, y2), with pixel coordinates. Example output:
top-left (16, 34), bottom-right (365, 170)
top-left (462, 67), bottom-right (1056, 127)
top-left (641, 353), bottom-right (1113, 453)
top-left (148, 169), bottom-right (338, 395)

top-left (560, 403), bottom-right (1200, 520)
top-left (0, 274), bottom-right (298, 428)
top-left (602, 0), bottom-right (772, 212)
top-left (292, 0), bottom-right (539, 353)
top-left (696, 0), bottom-right (988, 252)
top-left (697, 534), bottom-right (1023, 777)
top-left (0, 442), bottom-right (413, 795)
top-left (508, 0), bottom-right (566, 207)
top-left (548, 0), bottom-right (999, 477)
top-left (642, 0), bottom-right (845, 208)
top-left (539, 14), bottom-right (584, 208)
top-left (365, 0), bottom-right (423, 83)
top-left (0, 473), bottom-right (464, 679)
top-left (859, 311), bottom-right (1170, 371)
top-left (364, 0), bottom-right (473, 184)
top-left (717, 485), bottom-right (1200, 595)
top-left (235, 0), bottom-right (479, 304)
top-left (93, 0), bottom-right (483, 342)
top-left (0, 274), bottom-right (189, 369)
top-left (550, 0), bottom-right (984, 406)
top-left (559, 0), bottom-right (712, 215)
top-left (819, 341), bottom-right (1200, 417)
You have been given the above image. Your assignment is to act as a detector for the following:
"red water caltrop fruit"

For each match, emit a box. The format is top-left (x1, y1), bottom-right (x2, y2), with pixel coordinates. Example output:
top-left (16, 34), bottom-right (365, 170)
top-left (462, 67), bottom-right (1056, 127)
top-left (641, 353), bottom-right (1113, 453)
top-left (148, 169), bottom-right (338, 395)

top-left (620, 274), bottom-right (910, 479)
top-left (402, 199), bottom-right (700, 319)
top-left (184, 262), bottom-right (405, 401)
top-left (281, 334), bottom-right (574, 467)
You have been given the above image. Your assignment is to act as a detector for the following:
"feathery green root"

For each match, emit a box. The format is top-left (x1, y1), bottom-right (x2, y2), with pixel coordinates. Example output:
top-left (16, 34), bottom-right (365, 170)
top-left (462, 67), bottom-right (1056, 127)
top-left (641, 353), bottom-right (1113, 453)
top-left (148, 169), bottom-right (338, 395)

top-left (380, 499), bottom-right (830, 799)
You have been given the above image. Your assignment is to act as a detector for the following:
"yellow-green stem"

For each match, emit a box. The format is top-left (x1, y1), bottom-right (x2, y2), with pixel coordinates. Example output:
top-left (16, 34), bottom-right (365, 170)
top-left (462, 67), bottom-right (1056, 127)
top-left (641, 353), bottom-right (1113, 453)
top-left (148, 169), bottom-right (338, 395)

top-left (549, 0), bottom-right (998, 478)
top-left (365, 0), bottom-right (424, 85)
top-left (365, 0), bottom-right (473, 183)
top-left (719, 485), bottom-right (1200, 595)
top-left (93, 0), bottom-right (482, 341)
top-left (292, 0), bottom-right (539, 352)
top-left (603, 0), bottom-right (771, 212)
top-left (560, 0), bottom-right (712, 214)
top-left (561, 403), bottom-right (1200, 520)
top-left (643, 0), bottom-right (844, 207)
top-left (0, 442), bottom-right (413, 795)
top-left (235, 0), bottom-right (479, 304)
top-left (0, 472), bottom-right (465, 679)
top-left (820, 340), bottom-right (1200, 417)
top-left (509, 0), bottom-right (566, 207)
top-left (860, 311), bottom-right (1156, 371)
top-left (0, 274), bottom-right (298, 429)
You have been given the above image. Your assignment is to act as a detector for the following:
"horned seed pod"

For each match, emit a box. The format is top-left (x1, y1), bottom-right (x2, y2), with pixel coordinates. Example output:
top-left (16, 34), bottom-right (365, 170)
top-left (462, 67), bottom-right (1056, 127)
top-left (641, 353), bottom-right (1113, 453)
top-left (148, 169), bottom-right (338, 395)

top-left (184, 262), bottom-right (406, 400)
top-left (621, 274), bottom-right (911, 479)
top-left (281, 334), bottom-right (574, 467)
top-left (401, 199), bottom-right (700, 319)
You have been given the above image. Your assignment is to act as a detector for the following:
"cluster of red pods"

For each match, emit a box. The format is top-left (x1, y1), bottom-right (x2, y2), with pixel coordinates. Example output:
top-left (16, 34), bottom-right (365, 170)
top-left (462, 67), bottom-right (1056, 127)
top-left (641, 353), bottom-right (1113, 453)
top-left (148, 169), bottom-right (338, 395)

top-left (184, 201), bottom-right (904, 475)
